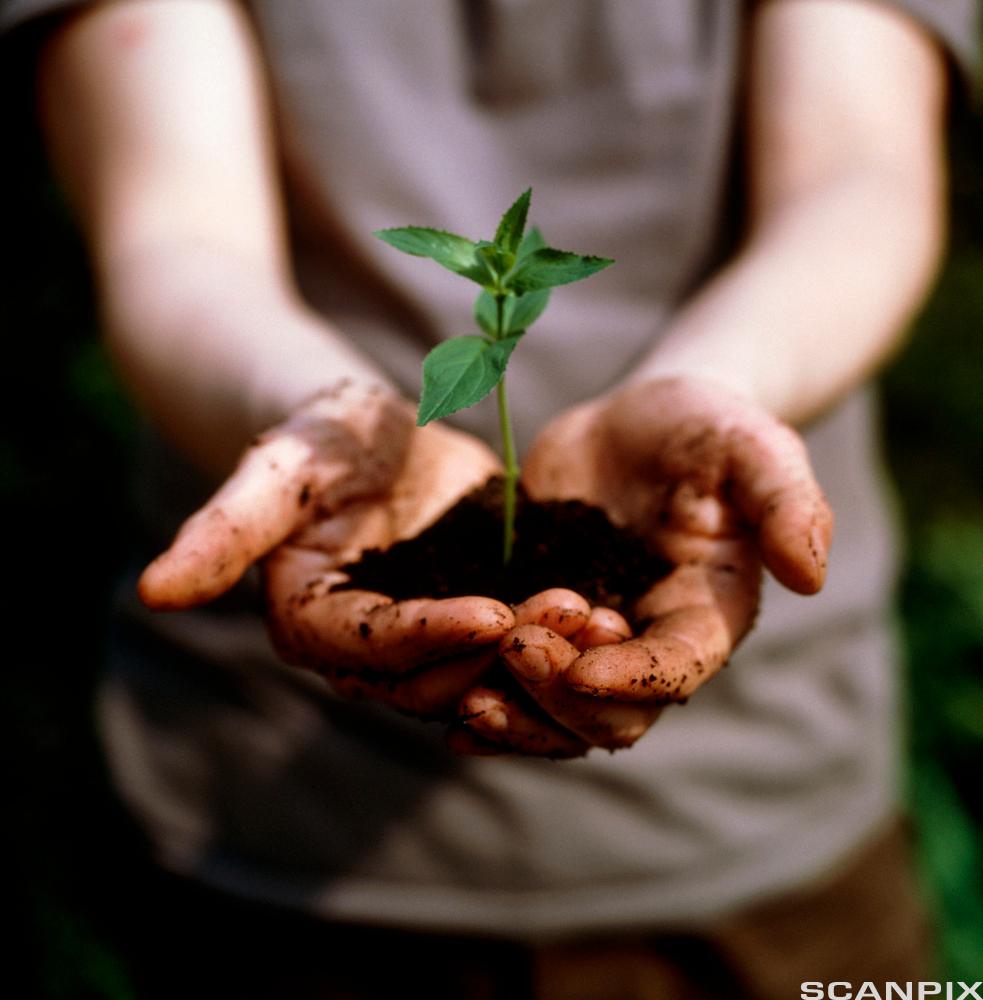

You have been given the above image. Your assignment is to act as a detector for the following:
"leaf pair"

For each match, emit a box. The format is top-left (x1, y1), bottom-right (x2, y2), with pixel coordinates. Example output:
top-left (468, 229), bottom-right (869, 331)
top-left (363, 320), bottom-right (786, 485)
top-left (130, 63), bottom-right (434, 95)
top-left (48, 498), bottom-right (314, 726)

top-left (375, 188), bottom-right (613, 425)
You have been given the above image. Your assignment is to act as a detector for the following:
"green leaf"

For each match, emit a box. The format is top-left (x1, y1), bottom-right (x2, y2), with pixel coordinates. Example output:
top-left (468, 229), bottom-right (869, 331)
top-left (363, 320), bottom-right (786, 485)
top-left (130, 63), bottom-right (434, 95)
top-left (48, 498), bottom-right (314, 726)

top-left (508, 288), bottom-right (550, 331)
top-left (474, 291), bottom-right (497, 337)
top-left (517, 226), bottom-right (546, 260)
top-left (374, 227), bottom-right (492, 285)
top-left (494, 188), bottom-right (531, 256)
top-left (417, 334), bottom-right (522, 425)
top-left (475, 241), bottom-right (510, 282)
top-left (474, 288), bottom-right (551, 337)
top-left (509, 247), bottom-right (614, 292)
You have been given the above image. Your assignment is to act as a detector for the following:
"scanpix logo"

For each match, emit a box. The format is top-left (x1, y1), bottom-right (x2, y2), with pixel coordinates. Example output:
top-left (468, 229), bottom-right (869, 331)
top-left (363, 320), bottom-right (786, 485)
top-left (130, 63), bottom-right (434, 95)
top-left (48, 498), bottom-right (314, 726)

top-left (800, 984), bottom-right (982, 1000)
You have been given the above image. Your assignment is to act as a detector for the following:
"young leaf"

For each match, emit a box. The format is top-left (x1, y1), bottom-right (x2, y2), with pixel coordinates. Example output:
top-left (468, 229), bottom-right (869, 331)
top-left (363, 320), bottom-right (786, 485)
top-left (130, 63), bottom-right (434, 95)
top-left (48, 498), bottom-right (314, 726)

top-left (508, 247), bottom-right (614, 293)
top-left (474, 287), bottom-right (551, 337)
top-left (374, 227), bottom-right (493, 285)
top-left (417, 334), bottom-right (522, 425)
top-left (494, 188), bottom-right (531, 256)
top-left (517, 226), bottom-right (546, 260)
top-left (475, 241), bottom-right (510, 281)
top-left (473, 291), bottom-right (497, 337)
top-left (508, 288), bottom-right (550, 332)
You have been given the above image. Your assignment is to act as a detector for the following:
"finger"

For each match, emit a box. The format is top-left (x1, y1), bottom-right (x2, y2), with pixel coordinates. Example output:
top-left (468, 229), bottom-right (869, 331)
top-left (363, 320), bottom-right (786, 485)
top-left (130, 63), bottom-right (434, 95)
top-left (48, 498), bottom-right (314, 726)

top-left (327, 648), bottom-right (497, 717)
top-left (727, 422), bottom-right (834, 595)
top-left (264, 545), bottom-right (515, 671)
top-left (564, 547), bottom-right (761, 703)
top-left (512, 589), bottom-right (591, 637)
top-left (567, 608), bottom-right (729, 703)
top-left (634, 538), bottom-right (761, 637)
top-left (274, 587), bottom-right (515, 673)
top-left (139, 435), bottom-right (336, 609)
top-left (602, 380), bottom-right (833, 594)
top-left (572, 607), bottom-right (632, 651)
top-left (458, 686), bottom-right (589, 758)
top-left (139, 386), bottom-right (412, 610)
top-left (501, 625), bottom-right (660, 749)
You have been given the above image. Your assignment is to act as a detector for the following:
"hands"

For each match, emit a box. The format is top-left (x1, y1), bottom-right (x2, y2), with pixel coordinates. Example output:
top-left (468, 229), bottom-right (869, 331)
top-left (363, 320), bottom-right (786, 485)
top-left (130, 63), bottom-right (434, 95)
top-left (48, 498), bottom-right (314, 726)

top-left (452, 376), bottom-right (833, 756)
top-left (139, 382), bottom-right (516, 716)
top-left (139, 376), bottom-right (832, 755)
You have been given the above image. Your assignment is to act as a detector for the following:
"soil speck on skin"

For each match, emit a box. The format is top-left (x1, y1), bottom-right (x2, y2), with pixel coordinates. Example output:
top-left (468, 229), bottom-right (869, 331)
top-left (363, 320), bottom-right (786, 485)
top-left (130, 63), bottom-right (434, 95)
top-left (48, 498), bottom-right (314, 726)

top-left (358, 622), bottom-right (372, 639)
top-left (339, 477), bottom-right (671, 615)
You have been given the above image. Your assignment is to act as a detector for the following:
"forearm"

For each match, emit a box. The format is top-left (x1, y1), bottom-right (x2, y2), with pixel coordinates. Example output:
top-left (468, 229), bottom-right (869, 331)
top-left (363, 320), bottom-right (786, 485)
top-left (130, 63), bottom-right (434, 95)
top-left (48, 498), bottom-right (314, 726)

top-left (633, 165), bottom-right (943, 424)
top-left (100, 241), bottom-right (392, 475)
top-left (629, 0), bottom-right (946, 426)
top-left (37, 0), bottom-right (392, 476)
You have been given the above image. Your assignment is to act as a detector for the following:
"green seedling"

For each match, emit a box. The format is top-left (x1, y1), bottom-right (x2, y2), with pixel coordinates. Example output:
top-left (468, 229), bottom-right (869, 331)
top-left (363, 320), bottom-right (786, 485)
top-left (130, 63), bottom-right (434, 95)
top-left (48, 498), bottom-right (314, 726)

top-left (375, 189), bottom-right (613, 562)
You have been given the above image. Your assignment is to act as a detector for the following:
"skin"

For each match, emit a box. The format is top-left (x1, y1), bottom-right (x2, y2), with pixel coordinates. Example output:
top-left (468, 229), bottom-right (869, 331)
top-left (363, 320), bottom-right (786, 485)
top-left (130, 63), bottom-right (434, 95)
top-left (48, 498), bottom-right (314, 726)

top-left (39, 0), bottom-right (520, 691)
top-left (139, 382), bottom-right (517, 714)
top-left (469, 377), bottom-right (832, 751)
top-left (456, 0), bottom-right (947, 753)
top-left (37, 0), bottom-right (946, 754)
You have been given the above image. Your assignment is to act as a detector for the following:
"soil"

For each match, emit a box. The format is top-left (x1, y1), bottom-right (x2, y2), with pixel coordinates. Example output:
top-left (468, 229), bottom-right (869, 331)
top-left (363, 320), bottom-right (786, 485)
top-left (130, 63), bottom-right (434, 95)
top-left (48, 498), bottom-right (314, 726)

top-left (339, 476), bottom-right (671, 616)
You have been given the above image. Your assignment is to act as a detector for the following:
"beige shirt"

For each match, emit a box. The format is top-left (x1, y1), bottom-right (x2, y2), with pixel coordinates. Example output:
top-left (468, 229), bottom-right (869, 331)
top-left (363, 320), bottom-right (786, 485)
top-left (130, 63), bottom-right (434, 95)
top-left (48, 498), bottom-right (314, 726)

top-left (4, 0), bottom-right (978, 938)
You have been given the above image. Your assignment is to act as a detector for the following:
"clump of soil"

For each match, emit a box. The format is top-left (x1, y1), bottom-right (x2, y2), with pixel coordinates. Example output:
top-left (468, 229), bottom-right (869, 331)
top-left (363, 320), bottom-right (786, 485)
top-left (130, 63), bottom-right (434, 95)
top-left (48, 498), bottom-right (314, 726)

top-left (339, 477), bottom-right (670, 614)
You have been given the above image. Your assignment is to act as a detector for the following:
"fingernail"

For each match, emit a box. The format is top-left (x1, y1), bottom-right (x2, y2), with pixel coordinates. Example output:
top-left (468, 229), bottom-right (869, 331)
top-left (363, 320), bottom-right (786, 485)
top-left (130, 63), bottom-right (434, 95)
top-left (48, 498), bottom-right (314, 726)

top-left (507, 644), bottom-right (552, 682)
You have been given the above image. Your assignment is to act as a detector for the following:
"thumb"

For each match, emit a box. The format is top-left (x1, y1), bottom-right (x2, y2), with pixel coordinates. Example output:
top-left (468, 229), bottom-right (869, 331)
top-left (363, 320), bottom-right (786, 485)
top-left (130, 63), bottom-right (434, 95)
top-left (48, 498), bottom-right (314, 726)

top-left (728, 420), bottom-right (834, 595)
top-left (139, 385), bottom-right (415, 610)
top-left (138, 431), bottom-right (351, 609)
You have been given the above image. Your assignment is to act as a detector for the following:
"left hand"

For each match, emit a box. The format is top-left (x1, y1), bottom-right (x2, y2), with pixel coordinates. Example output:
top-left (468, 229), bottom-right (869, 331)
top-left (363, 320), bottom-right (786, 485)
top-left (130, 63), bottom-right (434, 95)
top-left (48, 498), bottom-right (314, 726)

top-left (453, 375), bottom-right (833, 755)
top-left (138, 385), bottom-right (516, 717)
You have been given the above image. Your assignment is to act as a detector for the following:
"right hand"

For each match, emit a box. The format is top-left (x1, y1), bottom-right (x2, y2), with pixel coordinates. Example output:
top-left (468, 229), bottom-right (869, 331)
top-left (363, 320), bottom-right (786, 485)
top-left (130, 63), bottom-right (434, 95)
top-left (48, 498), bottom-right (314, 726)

top-left (453, 377), bottom-right (833, 756)
top-left (138, 382), bottom-right (515, 715)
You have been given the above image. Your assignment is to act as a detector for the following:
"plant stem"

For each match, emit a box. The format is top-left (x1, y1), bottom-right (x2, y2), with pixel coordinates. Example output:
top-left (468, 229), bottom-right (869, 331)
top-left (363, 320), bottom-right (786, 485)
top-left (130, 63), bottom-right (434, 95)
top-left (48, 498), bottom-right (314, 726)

top-left (495, 293), bottom-right (519, 563)
top-left (497, 376), bottom-right (519, 563)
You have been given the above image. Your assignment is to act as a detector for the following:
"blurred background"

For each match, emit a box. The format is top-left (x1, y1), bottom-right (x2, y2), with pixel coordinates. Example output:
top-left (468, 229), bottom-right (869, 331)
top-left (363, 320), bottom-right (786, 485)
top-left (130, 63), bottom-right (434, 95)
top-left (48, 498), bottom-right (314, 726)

top-left (3, 25), bottom-right (982, 1000)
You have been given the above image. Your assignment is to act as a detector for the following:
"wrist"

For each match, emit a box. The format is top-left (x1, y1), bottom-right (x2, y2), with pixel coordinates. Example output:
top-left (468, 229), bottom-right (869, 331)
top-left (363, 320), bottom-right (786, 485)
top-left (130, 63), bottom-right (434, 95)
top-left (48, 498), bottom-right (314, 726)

top-left (261, 381), bottom-right (417, 506)
top-left (619, 351), bottom-right (762, 412)
top-left (241, 302), bottom-right (401, 431)
top-left (282, 380), bottom-right (415, 437)
top-left (100, 242), bottom-right (402, 471)
top-left (604, 372), bottom-right (761, 423)
top-left (596, 374), bottom-right (780, 463)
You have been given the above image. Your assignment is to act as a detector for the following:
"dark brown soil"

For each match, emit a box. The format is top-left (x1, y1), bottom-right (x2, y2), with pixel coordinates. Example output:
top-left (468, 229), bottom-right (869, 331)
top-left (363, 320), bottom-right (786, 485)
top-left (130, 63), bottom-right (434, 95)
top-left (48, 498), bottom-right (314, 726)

top-left (339, 477), bottom-right (670, 616)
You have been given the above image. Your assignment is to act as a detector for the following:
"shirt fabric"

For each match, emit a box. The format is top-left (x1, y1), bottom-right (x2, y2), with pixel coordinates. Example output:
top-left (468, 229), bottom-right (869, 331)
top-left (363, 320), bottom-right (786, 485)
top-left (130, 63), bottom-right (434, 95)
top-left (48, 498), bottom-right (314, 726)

top-left (4, 0), bottom-right (979, 940)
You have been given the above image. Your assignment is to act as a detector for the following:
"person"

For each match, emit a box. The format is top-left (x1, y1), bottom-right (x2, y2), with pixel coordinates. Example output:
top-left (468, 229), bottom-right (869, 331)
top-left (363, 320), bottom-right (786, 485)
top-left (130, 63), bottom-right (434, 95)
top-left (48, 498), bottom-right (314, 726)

top-left (6, 0), bottom-right (979, 995)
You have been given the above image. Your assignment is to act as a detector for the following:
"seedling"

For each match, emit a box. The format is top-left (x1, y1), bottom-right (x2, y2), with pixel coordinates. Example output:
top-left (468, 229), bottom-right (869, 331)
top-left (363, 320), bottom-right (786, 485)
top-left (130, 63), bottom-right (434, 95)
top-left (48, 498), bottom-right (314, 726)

top-left (375, 189), bottom-right (613, 562)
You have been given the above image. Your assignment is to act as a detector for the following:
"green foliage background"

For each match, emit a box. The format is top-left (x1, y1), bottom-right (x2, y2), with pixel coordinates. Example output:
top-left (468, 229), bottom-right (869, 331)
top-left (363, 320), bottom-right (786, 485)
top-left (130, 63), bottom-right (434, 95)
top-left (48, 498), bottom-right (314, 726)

top-left (3, 33), bottom-right (982, 1000)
